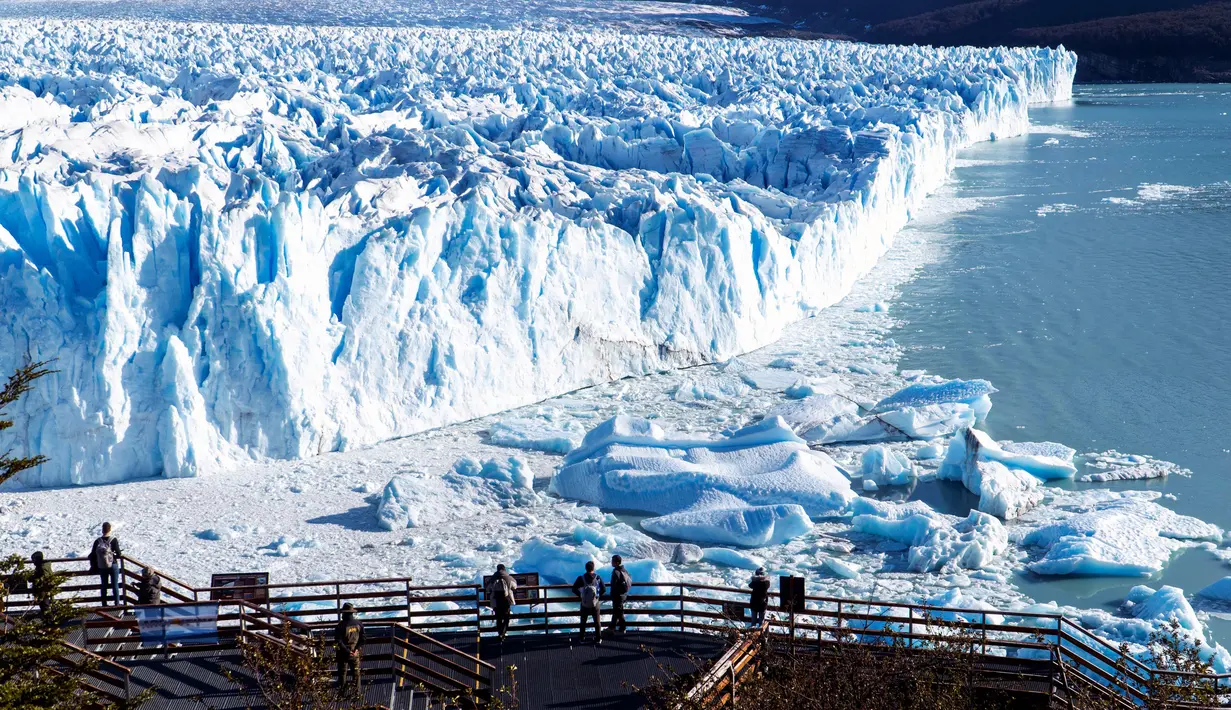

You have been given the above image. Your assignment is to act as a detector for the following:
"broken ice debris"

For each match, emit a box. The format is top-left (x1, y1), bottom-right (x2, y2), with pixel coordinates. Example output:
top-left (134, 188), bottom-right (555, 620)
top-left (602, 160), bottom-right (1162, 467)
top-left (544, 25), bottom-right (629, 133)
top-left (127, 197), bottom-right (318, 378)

top-left (851, 498), bottom-right (1007, 573)
top-left (550, 415), bottom-right (855, 546)
top-left (1022, 493), bottom-right (1221, 576)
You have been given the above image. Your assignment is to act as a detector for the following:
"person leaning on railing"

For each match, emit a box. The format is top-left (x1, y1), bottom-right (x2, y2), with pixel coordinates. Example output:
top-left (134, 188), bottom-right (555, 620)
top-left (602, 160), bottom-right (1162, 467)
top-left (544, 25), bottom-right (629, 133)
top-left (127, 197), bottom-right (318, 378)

top-left (136, 567), bottom-right (162, 606)
top-left (748, 568), bottom-right (770, 627)
top-left (29, 550), bottom-right (53, 616)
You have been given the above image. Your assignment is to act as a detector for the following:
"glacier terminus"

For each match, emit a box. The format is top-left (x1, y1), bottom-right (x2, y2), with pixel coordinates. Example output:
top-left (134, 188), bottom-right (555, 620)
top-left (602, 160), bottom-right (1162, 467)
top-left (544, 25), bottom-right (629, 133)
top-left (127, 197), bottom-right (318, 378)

top-left (0, 20), bottom-right (1074, 488)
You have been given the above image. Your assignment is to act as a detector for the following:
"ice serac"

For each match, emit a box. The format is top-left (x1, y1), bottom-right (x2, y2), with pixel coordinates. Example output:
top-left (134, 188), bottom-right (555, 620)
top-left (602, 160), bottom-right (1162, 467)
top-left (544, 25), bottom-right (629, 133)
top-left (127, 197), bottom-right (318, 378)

top-left (0, 19), bottom-right (1077, 486)
top-left (551, 415), bottom-right (855, 546)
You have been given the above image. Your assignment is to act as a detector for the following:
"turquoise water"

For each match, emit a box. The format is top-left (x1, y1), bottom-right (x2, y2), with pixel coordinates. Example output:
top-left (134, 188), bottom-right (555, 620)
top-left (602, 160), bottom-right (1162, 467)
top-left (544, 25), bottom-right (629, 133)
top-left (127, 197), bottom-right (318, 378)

top-left (893, 85), bottom-right (1231, 636)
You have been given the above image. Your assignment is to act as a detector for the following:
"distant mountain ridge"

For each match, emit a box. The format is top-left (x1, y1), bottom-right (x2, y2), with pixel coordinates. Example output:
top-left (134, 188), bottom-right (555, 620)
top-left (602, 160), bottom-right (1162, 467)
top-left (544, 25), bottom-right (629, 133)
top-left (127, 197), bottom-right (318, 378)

top-left (724, 0), bottom-right (1231, 82)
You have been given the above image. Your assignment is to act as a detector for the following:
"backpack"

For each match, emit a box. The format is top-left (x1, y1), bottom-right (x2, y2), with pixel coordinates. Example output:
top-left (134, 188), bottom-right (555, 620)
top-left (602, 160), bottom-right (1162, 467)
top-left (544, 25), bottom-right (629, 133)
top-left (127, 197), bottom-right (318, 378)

top-left (612, 568), bottom-right (632, 596)
top-left (579, 575), bottom-right (600, 609)
top-left (93, 536), bottom-right (116, 569)
top-left (491, 576), bottom-right (513, 605)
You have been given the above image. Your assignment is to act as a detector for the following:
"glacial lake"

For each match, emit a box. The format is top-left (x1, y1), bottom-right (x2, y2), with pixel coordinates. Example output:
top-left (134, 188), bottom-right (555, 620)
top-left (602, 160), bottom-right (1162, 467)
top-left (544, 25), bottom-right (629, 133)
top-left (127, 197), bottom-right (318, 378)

top-left (893, 84), bottom-right (1231, 641)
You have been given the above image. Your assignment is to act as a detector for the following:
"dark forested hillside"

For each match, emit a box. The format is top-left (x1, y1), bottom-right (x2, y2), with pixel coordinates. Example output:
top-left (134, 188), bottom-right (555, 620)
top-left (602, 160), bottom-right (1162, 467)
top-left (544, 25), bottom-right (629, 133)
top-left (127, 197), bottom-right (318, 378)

top-left (731, 0), bottom-right (1231, 81)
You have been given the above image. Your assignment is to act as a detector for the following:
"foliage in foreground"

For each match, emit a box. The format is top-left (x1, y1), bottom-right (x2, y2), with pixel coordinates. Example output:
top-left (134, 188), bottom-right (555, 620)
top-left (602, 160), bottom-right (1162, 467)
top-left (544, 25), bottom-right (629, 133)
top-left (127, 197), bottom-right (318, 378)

top-left (644, 615), bottom-right (1229, 710)
top-left (0, 359), bottom-right (54, 487)
top-left (0, 554), bottom-right (149, 710)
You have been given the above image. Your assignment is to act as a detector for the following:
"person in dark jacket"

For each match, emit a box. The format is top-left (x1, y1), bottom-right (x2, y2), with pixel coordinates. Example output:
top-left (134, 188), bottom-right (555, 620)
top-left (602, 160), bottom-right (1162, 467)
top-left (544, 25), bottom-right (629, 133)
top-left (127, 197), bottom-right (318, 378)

top-left (335, 603), bottom-right (365, 692)
top-left (485, 564), bottom-right (518, 640)
top-left (30, 551), bottom-right (53, 616)
top-left (136, 567), bottom-right (162, 605)
top-left (88, 523), bottom-right (122, 606)
top-left (607, 555), bottom-right (631, 635)
top-left (571, 561), bottom-right (605, 644)
top-left (748, 568), bottom-right (770, 626)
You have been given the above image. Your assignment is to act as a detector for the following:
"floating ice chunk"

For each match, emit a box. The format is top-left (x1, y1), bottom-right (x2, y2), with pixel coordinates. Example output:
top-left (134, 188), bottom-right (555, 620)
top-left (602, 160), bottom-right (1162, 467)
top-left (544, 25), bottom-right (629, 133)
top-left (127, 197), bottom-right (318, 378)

top-left (615, 539), bottom-right (704, 565)
top-left (863, 479), bottom-right (879, 491)
top-left (915, 444), bottom-right (944, 460)
top-left (514, 538), bottom-right (595, 584)
top-left (855, 303), bottom-right (889, 313)
top-left (814, 535), bottom-right (856, 555)
top-left (740, 368), bottom-right (803, 392)
top-left (764, 394), bottom-right (862, 442)
top-left (196, 529), bottom-right (224, 541)
top-left (703, 547), bottom-right (764, 570)
top-left (860, 446), bottom-right (915, 486)
top-left (263, 536), bottom-right (319, 557)
top-left (487, 419), bottom-right (581, 455)
top-left (641, 492), bottom-right (815, 547)
top-left (452, 456), bottom-right (534, 491)
top-left (1198, 577), bottom-right (1231, 602)
top-left (1001, 441), bottom-right (1076, 461)
top-left (1124, 585), bottom-right (1202, 636)
top-left (852, 499), bottom-right (1007, 572)
top-left (376, 475), bottom-right (425, 530)
top-left (1078, 450), bottom-right (1187, 482)
top-left (1023, 494), bottom-right (1221, 576)
top-left (671, 379), bottom-right (751, 402)
top-left (552, 415), bottom-right (856, 540)
top-left (572, 525), bottom-right (617, 549)
top-left (824, 556), bottom-right (861, 579)
top-left (872, 379), bottom-right (996, 415)
top-left (938, 434), bottom-right (1043, 519)
top-left (941, 428), bottom-right (1076, 481)
top-left (967, 461), bottom-right (1043, 520)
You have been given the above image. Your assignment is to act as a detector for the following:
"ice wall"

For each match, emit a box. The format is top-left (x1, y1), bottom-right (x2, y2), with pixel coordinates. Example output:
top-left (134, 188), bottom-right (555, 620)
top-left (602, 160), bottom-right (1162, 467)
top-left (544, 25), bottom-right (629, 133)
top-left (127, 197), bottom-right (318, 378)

top-left (0, 20), bottom-right (1077, 486)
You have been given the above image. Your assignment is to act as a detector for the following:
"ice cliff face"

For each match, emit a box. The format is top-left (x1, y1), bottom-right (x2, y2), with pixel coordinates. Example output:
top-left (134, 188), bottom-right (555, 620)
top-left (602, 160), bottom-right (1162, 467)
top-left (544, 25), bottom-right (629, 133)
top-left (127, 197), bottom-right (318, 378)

top-left (0, 20), bottom-right (1076, 486)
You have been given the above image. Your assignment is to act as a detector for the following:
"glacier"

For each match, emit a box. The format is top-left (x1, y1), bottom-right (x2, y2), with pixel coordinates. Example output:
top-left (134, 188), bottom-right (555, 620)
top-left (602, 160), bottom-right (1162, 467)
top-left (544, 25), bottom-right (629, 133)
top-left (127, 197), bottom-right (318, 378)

top-left (0, 19), bottom-right (1076, 487)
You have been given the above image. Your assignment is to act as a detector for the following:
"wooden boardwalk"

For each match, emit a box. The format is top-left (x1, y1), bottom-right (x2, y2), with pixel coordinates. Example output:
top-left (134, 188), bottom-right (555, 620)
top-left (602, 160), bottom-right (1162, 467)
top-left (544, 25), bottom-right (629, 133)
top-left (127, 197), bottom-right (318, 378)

top-left (123, 631), bottom-right (726, 710)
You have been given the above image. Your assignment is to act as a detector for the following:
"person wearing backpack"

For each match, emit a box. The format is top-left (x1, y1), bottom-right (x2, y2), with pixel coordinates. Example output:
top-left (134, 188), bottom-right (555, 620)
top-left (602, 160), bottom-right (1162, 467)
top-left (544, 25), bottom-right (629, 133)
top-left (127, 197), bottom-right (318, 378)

top-left (485, 564), bottom-right (518, 640)
top-left (748, 567), bottom-right (771, 627)
top-left (571, 560), bottom-right (605, 644)
top-left (607, 555), bottom-right (632, 636)
top-left (89, 522), bottom-right (122, 607)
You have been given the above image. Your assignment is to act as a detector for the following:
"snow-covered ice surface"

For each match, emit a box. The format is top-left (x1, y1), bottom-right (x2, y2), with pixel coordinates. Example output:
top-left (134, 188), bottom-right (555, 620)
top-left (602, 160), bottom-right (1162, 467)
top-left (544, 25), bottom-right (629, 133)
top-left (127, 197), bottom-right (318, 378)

top-left (0, 19), bottom-right (1075, 487)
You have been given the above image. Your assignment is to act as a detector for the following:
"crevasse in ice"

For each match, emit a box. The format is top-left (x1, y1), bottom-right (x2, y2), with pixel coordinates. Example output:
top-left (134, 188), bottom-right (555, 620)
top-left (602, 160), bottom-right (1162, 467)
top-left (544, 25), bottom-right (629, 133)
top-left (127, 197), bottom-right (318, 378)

top-left (0, 19), bottom-right (1076, 486)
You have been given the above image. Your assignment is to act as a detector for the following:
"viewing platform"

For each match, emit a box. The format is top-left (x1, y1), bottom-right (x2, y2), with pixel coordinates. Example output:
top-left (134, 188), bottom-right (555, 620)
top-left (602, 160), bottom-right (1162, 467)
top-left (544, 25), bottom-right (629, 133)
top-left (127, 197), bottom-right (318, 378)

top-left (7, 554), bottom-right (1229, 708)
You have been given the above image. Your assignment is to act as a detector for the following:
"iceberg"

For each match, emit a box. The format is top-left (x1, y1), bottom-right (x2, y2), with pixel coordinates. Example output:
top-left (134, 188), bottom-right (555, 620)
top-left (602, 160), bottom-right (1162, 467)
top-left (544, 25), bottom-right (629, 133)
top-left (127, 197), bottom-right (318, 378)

top-left (486, 419), bottom-right (581, 455)
top-left (703, 547), bottom-right (764, 571)
top-left (937, 429), bottom-right (1043, 520)
top-left (860, 445), bottom-right (916, 487)
top-left (1022, 494), bottom-right (1221, 576)
top-left (375, 475), bottom-right (425, 530)
top-left (940, 428), bottom-right (1077, 482)
top-left (550, 415), bottom-right (855, 545)
top-left (851, 498), bottom-right (1007, 573)
top-left (871, 379), bottom-right (996, 418)
top-left (614, 539), bottom-right (704, 565)
top-left (0, 19), bottom-right (1077, 487)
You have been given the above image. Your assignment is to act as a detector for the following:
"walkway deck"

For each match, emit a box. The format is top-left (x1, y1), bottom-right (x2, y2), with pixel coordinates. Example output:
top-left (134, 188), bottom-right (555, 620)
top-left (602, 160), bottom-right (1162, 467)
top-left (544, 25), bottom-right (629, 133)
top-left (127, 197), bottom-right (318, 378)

top-left (126, 632), bottom-right (726, 710)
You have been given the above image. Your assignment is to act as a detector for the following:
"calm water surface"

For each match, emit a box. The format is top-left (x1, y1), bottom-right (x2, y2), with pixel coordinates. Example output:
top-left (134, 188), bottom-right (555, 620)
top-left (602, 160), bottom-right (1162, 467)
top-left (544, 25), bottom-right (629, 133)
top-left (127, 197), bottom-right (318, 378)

top-left (893, 85), bottom-right (1231, 638)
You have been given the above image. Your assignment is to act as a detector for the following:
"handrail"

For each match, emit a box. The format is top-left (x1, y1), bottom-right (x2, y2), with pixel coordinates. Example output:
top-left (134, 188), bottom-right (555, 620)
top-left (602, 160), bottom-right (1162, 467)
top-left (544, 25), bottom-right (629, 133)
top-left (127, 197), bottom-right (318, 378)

top-left (19, 556), bottom-right (1231, 701)
top-left (395, 623), bottom-right (496, 672)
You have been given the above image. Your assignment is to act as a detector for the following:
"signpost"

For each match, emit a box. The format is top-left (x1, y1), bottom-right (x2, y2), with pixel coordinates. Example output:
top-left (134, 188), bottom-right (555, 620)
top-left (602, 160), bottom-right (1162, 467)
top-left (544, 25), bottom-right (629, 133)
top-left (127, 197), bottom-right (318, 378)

top-left (779, 575), bottom-right (806, 642)
top-left (480, 572), bottom-right (540, 603)
top-left (135, 603), bottom-right (220, 647)
top-left (210, 572), bottom-right (270, 603)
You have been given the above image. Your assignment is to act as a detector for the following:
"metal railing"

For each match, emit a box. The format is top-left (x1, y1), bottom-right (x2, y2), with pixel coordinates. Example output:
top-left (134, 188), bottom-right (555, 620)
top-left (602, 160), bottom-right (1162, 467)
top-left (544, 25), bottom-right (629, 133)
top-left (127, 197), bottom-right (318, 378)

top-left (7, 554), bottom-right (1230, 707)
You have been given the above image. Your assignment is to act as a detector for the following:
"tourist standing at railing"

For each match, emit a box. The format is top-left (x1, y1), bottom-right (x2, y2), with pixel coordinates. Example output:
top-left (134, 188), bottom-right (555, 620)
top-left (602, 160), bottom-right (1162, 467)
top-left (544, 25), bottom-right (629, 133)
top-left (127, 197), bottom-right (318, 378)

top-left (572, 561), bottom-right (605, 645)
top-left (335, 602), bottom-right (365, 693)
top-left (748, 567), bottom-right (770, 627)
top-left (136, 566), bottom-right (162, 605)
top-left (88, 522), bottom-right (122, 607)
top-left (608, 555), bottom-right (631, 636)
top-left (486, 564), bottom-right (517, 641)
top-left (29, 550), bottom-right (53, 616)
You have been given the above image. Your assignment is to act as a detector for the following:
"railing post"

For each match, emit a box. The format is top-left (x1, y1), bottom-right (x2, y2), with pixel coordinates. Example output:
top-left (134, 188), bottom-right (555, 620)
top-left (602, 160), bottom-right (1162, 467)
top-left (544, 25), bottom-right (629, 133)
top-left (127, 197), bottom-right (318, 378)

top-left (836, 600), bottom-right (842, 642)
top-left (908, 606), bottom-right (914, 648)
top-left (405, 581), bottom-right (412, 627)
top-left (335, 583), bottom-right (341, 621)
top-left (119, 556), bottom-right (128, 608)
top-left (679, 584), bottom-right (685, 633)
top-left (981, 612), bottom-right (987, 655)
